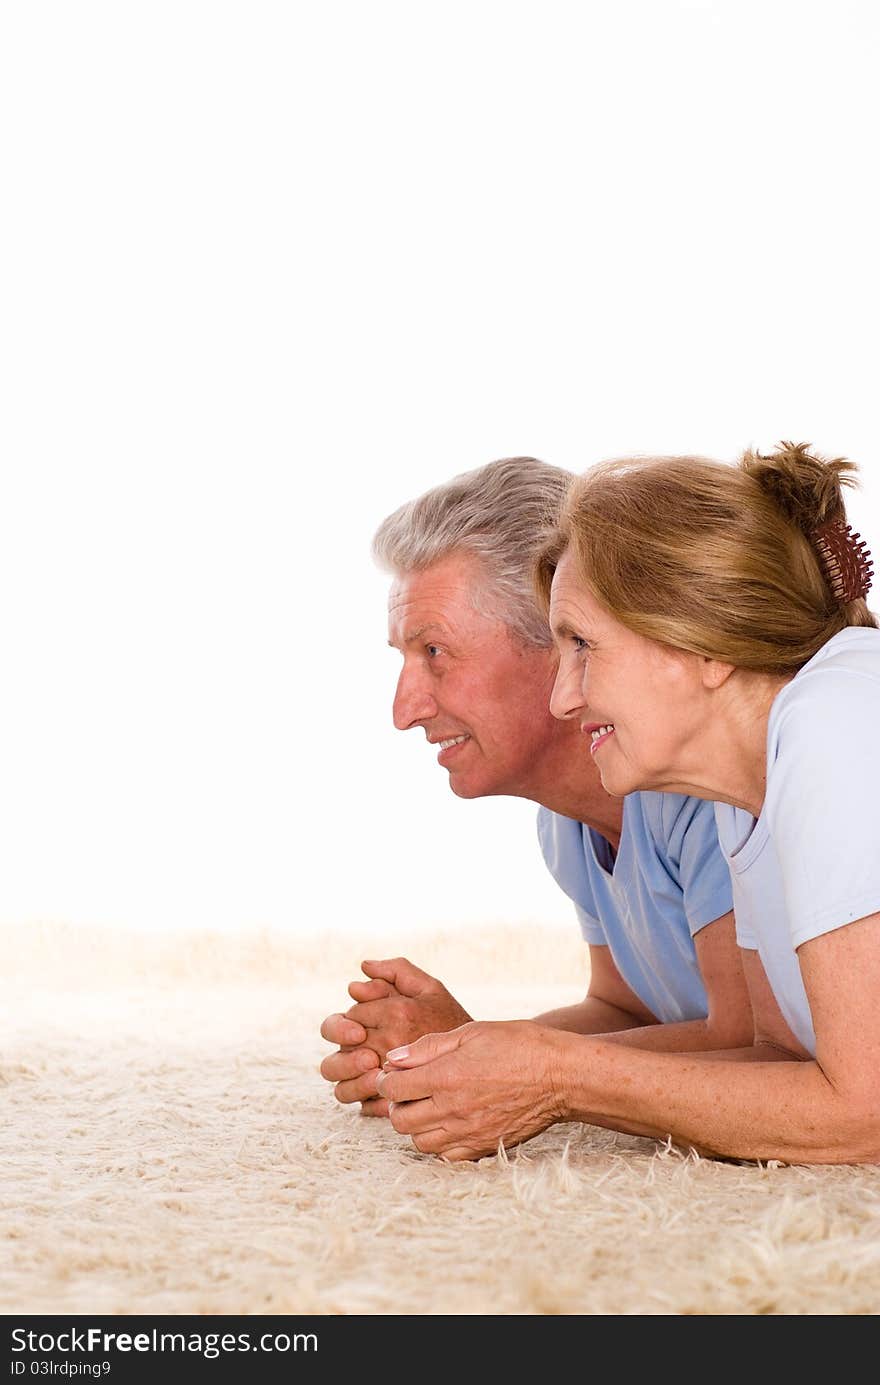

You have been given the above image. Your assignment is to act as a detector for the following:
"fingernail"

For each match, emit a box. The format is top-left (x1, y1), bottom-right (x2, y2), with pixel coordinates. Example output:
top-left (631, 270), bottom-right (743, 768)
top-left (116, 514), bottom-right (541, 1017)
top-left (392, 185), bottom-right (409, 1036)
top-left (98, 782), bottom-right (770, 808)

top-left (386, 1045), bottom-right (410, 1061)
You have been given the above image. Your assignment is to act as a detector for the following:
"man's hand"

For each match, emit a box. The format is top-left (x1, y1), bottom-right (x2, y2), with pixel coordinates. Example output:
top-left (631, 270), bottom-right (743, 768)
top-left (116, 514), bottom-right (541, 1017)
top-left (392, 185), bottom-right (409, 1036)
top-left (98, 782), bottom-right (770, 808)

top-left (319, 958), bottom-right (472, 1118)
top-left (375, 1019), bottom-right (567, 1160)
top-left (346, 957), bottom-right (472, 1057)
top-left (319, 1012), bottom-right (387, 1115)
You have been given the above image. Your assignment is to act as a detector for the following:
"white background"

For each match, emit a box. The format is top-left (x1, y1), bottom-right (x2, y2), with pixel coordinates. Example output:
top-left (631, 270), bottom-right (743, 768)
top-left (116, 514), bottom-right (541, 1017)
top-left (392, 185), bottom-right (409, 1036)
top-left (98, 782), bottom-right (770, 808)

top-left (1, 1), bottom-right (877, 937)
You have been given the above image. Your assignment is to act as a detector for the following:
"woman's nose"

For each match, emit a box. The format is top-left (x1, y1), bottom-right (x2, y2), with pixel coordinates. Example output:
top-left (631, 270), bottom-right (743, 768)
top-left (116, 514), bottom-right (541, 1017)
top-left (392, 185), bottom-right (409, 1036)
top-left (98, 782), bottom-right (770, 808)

top-left (549, 657), bottom-right (583, 721)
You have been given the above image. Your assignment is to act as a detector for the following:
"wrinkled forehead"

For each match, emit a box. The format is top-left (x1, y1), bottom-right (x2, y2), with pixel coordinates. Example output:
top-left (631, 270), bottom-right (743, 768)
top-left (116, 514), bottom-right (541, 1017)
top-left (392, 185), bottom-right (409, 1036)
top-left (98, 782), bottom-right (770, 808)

top-left (547, 548), bottom-right (605, 634)
top-left (546, 547), bottom-right (577, 613)
top-left (386, 554), bottom-right (501, 643)
top-left (548, 545), bottom-right (578, 589)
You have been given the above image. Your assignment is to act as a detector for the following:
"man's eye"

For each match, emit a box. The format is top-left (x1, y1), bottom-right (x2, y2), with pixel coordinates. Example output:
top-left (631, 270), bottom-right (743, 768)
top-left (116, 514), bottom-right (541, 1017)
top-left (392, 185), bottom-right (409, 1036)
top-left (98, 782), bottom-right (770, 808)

top-left (426, 644), bottom-right (442, 657)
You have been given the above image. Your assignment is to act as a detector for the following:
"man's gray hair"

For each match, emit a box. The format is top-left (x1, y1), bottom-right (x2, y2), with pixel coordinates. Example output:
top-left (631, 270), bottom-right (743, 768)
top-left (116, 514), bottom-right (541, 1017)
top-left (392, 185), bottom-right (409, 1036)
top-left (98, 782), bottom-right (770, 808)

top-left (372, 456), bottom-right (574, 647)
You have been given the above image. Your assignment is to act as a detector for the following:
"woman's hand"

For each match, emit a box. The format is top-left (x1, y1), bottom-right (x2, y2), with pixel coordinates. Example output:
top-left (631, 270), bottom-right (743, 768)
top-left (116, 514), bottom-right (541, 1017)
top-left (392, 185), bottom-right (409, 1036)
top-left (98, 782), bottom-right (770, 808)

top-left (376, 1020), bottom-right (567, 1161)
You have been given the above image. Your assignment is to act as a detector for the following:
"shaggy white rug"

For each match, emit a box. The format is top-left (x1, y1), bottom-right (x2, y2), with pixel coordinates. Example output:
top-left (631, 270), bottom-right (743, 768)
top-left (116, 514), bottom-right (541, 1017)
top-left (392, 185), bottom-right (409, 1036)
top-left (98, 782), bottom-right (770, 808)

top-left (3, 921), bottom-right (880, 1317)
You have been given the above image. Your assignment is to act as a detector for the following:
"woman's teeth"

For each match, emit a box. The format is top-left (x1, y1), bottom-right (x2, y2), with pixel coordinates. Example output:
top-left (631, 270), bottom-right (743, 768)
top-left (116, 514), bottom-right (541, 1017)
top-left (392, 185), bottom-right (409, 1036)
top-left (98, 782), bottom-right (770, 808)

top-left (440, 735), bottom-right (469, 749)
top-left (591, 724), bottom-right (614, 743)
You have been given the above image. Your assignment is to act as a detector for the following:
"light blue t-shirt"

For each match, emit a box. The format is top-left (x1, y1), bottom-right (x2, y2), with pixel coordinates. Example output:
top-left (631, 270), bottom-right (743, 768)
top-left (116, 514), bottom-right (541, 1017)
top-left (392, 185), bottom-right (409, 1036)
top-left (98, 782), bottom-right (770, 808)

top-left (537, 792), bottom-right (734, 1023)
top-left (715, 627), bottom-right (880, 1056)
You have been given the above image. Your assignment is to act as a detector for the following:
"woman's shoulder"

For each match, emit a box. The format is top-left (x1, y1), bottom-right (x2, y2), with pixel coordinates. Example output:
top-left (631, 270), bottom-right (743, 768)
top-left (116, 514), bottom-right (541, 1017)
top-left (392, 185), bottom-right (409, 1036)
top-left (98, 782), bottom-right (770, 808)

top-left (770, 627), bottom-right (880, 747)
top-left (781, 627), bottom-right (880, 697)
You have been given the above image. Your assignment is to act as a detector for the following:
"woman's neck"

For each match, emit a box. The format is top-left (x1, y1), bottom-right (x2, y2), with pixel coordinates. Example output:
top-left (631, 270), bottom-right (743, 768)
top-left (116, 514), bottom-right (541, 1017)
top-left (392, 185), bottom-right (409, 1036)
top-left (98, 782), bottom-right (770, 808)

top-left (657, 670), bottom-right (793, 818)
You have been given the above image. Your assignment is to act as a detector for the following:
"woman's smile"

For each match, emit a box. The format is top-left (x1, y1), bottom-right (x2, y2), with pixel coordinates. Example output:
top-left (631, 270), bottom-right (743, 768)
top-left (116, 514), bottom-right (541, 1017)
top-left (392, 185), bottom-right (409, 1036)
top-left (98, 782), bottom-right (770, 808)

top-left (583, 722), bottom-right (616, 756)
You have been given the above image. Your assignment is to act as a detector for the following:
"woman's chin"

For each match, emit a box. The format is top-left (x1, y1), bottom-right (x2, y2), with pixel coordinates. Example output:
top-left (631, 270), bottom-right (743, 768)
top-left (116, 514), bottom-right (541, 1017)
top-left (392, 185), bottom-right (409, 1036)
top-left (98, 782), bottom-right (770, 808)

top-left (596, 760), bottom-right (641, 798)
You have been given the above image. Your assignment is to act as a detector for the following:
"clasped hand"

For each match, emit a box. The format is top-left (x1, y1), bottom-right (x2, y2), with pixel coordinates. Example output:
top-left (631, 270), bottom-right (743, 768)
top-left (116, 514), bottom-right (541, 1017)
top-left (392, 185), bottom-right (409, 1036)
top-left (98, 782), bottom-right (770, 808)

top-left (376, 1019), bottom-right (567, 1161)
top-left (319, 957), bottom-right (471, 1116)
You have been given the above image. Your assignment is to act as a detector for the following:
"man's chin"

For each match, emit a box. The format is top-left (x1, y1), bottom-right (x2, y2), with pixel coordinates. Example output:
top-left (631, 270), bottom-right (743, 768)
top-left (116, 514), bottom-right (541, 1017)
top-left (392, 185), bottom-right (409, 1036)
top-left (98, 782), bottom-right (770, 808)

top-left (446, 771), bottom-right (490, 800)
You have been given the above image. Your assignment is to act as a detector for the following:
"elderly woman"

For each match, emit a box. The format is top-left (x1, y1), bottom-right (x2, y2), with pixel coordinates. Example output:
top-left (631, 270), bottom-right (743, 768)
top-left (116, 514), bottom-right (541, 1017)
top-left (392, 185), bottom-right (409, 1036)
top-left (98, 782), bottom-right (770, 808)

top-left (376, 441), bottom-right (880, 1165)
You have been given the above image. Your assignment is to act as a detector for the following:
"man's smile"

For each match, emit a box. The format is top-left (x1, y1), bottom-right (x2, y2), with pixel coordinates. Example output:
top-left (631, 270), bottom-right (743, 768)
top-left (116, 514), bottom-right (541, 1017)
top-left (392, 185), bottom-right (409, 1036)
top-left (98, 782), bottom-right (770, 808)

top-left (433, 734), bottom-right (471, 764)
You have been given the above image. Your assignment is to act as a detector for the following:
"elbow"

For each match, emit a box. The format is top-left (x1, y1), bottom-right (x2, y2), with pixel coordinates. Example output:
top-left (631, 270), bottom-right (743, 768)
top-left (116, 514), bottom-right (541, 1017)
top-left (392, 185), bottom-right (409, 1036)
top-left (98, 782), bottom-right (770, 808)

top-left (702, 986), bottom-right (761, 1052)
top-left (798, 1077), bottom-right (880, 1164)
top-left (703, 1010), bottom-right (755, 1051)
top-left (828, 1096), bottom-right (880, 1165)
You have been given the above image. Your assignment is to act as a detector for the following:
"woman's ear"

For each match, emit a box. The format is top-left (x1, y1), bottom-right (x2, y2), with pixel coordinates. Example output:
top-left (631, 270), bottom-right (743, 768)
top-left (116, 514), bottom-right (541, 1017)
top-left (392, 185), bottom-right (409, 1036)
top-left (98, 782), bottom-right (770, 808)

top-left (701, 657), bottom-right (736, 690)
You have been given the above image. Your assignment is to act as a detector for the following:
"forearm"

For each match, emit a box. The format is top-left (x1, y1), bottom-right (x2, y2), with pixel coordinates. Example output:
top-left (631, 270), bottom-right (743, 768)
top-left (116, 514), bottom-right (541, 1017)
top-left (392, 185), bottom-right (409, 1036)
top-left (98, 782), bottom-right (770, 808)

top-left (551, 1032), bottom-right (879, 1164)
top-left (602, 1017), bottom-right (751, 1054)
top-left (532, 997), bottom-right (651, 1035)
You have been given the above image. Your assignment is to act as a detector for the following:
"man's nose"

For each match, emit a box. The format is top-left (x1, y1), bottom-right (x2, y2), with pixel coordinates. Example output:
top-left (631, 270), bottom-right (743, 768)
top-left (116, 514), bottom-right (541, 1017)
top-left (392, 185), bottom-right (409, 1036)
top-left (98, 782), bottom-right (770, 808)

top-left (393, 665), bottom-right (439, 730)
top-left (549, 657), bottom-right (583, 721)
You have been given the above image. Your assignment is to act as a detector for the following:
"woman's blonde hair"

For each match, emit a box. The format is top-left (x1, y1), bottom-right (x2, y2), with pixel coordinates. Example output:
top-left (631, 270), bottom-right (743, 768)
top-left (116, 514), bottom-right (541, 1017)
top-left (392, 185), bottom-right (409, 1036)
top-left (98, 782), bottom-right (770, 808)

top-left (534, 441), bottom-right (877, 675)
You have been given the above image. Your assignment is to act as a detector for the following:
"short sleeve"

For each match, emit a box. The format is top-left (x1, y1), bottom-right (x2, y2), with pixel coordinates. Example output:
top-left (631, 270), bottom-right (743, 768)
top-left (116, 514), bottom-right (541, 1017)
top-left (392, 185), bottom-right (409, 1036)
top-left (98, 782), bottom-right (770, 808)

top-left (714, 802), bottom-right (758, 949)
top-left (536, 807), bottom-right (605, 945)
top-left (661, 795), bottom-right (734, 937)
top-left (573, 903), bottom-right (606, 945)
top-left (768, 669), bottom-right (880, 948)
top-left (729, 873), bottom-right (758, 950)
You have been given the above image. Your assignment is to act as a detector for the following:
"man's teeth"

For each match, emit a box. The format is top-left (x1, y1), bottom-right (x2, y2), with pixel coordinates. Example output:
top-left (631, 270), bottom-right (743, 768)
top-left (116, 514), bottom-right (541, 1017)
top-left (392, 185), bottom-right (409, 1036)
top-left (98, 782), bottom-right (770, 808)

top-left (439, 735), bottom-right (469, 749)
top-left (591, 724), bottom-right (615, 742)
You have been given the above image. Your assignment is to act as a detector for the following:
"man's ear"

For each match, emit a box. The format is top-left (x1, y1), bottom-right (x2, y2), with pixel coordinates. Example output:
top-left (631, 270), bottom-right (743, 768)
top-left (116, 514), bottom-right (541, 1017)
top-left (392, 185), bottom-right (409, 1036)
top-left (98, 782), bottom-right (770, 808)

top-left (700, 657), bottom-right (736, 690)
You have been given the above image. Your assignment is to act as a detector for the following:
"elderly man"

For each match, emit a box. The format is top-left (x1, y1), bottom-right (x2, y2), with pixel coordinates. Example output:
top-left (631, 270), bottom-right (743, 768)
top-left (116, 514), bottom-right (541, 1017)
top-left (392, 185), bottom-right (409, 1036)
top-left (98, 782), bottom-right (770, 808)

top-left (319, 457), bottom-right (750, 1127)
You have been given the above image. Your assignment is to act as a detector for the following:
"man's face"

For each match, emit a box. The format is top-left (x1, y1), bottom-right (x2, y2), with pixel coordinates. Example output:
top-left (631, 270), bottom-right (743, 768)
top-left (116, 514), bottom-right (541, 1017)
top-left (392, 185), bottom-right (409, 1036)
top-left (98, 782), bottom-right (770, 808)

top-left (387, 552), bottom-right (560, 799)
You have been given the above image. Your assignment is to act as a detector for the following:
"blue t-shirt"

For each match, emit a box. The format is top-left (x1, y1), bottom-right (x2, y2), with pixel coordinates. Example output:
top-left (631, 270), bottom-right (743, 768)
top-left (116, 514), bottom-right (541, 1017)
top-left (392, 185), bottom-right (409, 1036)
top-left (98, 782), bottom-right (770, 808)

top-left (715, 627), bottom-right (880, 1056)
top-left (537, 793), bottom-right (734, 1023)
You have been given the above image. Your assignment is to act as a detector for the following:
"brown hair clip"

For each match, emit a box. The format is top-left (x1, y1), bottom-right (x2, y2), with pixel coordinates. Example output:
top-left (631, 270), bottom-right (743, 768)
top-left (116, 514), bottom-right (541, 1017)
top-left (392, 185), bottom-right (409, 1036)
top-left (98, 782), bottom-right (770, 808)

top-left (811, 519), bottom-right (874, 606)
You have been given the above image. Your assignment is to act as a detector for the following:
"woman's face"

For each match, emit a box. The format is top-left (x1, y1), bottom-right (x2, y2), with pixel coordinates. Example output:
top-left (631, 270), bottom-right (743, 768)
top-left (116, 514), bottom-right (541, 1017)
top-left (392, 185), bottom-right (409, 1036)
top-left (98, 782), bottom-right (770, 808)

top-left (548, 548), bottom-right (707, 797)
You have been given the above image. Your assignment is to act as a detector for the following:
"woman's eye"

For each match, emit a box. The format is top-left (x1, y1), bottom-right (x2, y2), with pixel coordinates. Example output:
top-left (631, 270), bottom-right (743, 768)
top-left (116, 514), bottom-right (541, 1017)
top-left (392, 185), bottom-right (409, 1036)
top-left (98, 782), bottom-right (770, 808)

top-left (573, 636), bottom-right (591, 653)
